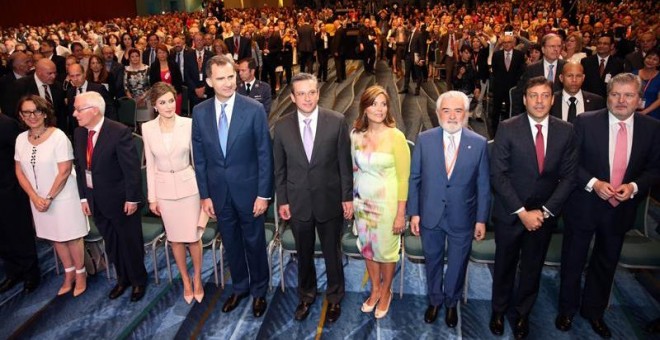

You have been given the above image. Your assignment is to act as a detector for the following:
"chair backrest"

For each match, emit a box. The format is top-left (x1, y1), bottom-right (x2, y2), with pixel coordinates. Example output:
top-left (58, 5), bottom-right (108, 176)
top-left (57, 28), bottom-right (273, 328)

top-left (633, 193), bottom-right (650, 236)
top-left (508, 86), bottom-right (517, 117)
top-left (117, 97), bottom-right (137, 127)
top-left (132, 133), bottom-right (144, 167)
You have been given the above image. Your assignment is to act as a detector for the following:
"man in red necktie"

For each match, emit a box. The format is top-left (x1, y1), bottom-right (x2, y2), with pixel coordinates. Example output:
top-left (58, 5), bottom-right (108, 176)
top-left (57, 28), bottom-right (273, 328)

top-left (490, 76), bottom-right (577, 339)
top-left (557, 73), bottom-right (660, 338)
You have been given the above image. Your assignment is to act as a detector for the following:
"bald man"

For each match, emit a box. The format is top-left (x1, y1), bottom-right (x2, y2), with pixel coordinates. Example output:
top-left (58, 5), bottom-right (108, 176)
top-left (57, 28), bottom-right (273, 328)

top-left (550, 62), bottom-right (605, 123)
top-left (10, 59), bottom-right (66, 129)
top-left (0, 52), bottom-right (31, 117)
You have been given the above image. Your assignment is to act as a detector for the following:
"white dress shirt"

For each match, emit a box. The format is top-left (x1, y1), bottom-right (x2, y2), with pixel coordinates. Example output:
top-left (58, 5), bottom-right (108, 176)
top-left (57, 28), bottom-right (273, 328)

top-left (214, 92), bottom-right (237, 126)
top-left (297, 106), bottom-right (319, 143)
top-left (543, 59), bottom-right (558, 80)
top-left (561, 90), bottom-right (585, 121)
top-left (34, 75), bottom-right (51, 101)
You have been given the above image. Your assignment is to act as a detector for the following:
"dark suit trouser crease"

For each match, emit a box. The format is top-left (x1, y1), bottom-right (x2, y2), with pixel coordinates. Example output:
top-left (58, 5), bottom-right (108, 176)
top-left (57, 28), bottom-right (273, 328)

top-left (217, 194), bottom-right (269, 298)
top-left (491, 90), bottom-right (510, 136)
top-left (317, 52), bottom-right (329, 81)
top-left (443, 56), bottom-right (456, 90)
top-left (420, 223), bottom-right (472, 307)
top-left (492, 219), bottom-right (554, 316)
top-left (290, 215), bottom-right (345, 304)
top-left (299, 52), bottom-right (314, 74)
top-left (334, 55), bottom-right (346, 81)
top-left (262, 57), bottom-right (278, 96)
top-left (94, 209), bottom-right (147, 286)
top-left (403, 53), bottom-right (421, 91)
top-left (559, 208), bottom-right (627, 319)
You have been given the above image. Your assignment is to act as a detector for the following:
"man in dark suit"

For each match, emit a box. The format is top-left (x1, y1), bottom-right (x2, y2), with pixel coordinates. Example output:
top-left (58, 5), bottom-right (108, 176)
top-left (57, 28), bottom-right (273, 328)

top-left (436, 22), bottom-right (462, 90)
top-left (192, 55), bottom-right (273, 318)
top-left (273, 73), bottom-right (352, 324)
top-left (556, 73), bottom-right (660, 338)
top-left (399, 19), bottom-right (425, 95)
top-left (225, 21), bottom-right (251, 63)
top-left (490, 76), bottom-right (577, 339)
top-left (315, 24), bottom-right (332, 82)
top-left (101, 46), bottom-right (124, 100)
top-left (237, 57), bottom-right (272, 114)
top-left (66, 63), bottom-right (117, 133)
top-left (72, 91), bottom-right (147, 302)
top-left (169, 36), bottom-right (190, 83)
top-left (581, 35), bottom-right (624, 98)
top-left (513, 34), bottom-right (566, 116)
top-left (11, 59), bottom-right (66, 131)
top-left (0, 52), bottom-right (30, 117)
top-left (142, 33), bottom-right (160, 67)
top-left (330, 20), bottom-right (346, 83)
top-left (408, 91), bottom-right (490, 327)
top-left (40, 39), bottom-right (66, 83)
top-left (185, 33), bottom-right (213, 109)
top-left (623, 32), bottom-right (656, 72)
top-left (297, 18), bottom-right (316, 74)
top-left (490, 34), bottom-right (526, 136)
top-left (260, 26), bottom-right (282, 96)
top-left (0, 113), bottom-right (40, 294)
top-left (551, 62), bottom-right (605, 122)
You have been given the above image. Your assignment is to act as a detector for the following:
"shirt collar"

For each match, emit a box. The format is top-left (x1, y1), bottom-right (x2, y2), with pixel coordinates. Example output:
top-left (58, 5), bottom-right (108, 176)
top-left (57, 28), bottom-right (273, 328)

top-left (297, 106), bottom-right (319, 122)
top-left (34, 74), bottom-right (46, 89)
top-left (527, 114), bottom-right (549, 129)
top-left (608, 111), bottom-right (634, 126)
top-left (443, 128), bottom-right (462, 140)
top-left (562, 89), bottom-right (583, 103)
top-left (90, 116), bottom-right (105, 133)
top-left (215, 91), bottom-right (237, 107)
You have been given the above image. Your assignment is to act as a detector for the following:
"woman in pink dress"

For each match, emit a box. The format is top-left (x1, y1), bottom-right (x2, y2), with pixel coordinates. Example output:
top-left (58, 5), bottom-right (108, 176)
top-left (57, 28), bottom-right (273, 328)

top-left (148, 44), bottom-right (183, 114)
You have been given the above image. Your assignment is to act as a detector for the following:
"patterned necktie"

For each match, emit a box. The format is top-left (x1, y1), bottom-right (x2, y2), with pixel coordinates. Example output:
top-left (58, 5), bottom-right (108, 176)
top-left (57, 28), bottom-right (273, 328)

top-left (599, 58), bottom-right (606, 78)
top-left (150, 49), bottom-right (155, 65)
top-left (197, 52), bottom-right (203, 72)
top-left (43, 84), bottom-right (53, 105)
top-left (218, 103), bottom-right (228, 154)
top-left (246, 83), bottom-right (251, 95)
top-left (86, 130), bottom-right (96, 169)
top-left (445, 135), bottom-right (456, 178)
top-left (547, 64), bottom-right (554, 81)
top-left (505, 52), bottom-right (511, 71)
top-left (609, 122), bottom-right (628, 207)
top-left (234, 37), bottom-right (239, 52)
top-left (303, 118), bottom-right (313, 161)
top-left (567, 96), bottom-right (577, 123)
top-left (535, 124), bottom-right (545, 173)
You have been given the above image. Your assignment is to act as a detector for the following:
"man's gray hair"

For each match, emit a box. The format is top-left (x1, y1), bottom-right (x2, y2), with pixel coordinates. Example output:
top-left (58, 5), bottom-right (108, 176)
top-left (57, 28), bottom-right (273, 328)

top-left (290, 72), bottom-right (318, 93)
top-left (78, 91), bottom-right (105, 115)
top-left (436, 90), bottom-right (471, 126)
top-left (607, 73), bottom-right (643, 97)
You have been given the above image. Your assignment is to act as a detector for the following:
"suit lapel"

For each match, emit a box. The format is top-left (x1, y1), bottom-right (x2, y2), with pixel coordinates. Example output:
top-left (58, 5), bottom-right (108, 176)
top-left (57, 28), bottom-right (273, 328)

top-left (518, 115), bottom-right (541, 173)
top-left (625, 114), bottom-right (643, 181)
top-left (226, 96), bottom-right (246, 156)
top-left (290, 113), bottom-right (310, 165)
top-left (546, 118), bottom-right (561, 170)
top-left (436, 128), bottom-right (448, 179)
top-left (451, 129), bottom-right (471, 181)
top-left (309, 110), bottom-right (327, 165)
top-left (596, 111), bottom-right (611, 179)
top-left (91, 120), bottom-right (111, 168)
top-left (206, 101), bottom-right (223, 158)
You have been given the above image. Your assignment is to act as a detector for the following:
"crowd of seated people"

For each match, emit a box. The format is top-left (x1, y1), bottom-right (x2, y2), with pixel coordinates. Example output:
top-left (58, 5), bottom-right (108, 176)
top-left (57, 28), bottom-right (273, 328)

top-left (0, 1), bottom-right (658, 338)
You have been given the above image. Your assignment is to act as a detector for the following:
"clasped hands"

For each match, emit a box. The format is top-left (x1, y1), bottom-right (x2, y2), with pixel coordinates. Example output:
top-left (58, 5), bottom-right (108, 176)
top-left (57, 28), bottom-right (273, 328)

top-left (593, 180), bottom-right (634, 202)
top-left (410, 216), bottom-right (485, 241)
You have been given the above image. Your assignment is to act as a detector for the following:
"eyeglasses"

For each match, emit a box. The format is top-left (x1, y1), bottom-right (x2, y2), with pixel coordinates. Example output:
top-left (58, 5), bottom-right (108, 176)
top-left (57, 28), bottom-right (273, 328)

top-left (19, 110), bottom-right (44, 118)
top-left (293, 90), bottom-right (318, 98)
top-left (74, 106), bottom-right (95, 112)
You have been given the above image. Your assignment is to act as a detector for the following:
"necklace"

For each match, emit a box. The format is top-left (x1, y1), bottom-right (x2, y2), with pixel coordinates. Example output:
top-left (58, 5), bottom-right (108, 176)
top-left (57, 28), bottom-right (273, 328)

top-left (29, 127), bottom-right (48, 140)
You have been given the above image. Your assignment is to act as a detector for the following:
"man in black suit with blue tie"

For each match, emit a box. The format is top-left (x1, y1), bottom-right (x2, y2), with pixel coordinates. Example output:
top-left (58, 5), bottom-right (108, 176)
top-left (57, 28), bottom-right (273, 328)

top-left (490, 76), bottom-right (577, 339)
top-left (237, 57), bottom-right (272, 114)
top-left (556, 73), bottom-right (660, 338)
top-left (550, 62), bottom-right (605, 122)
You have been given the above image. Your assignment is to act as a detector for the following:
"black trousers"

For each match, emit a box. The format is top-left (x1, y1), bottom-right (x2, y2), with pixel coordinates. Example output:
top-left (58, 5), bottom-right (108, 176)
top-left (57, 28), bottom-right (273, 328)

top-left (491, 219), bottom-right (554, 317)
top-left (298, 51), bottom-right (314, 74)
top-left (491, 90), bottom-right (511, 138)
top-left (317, 51), bottom-right (329, 81)
top-left (290, 215), bottom-right (345, 304)
top-left (403, 53), bottom-right (421, 91)
top-left (0, 191), bottom-right (39, 281)
top-left (334, 54), bottom-right (346, 81)
top-left (261, 57), bottom-right (278, 96)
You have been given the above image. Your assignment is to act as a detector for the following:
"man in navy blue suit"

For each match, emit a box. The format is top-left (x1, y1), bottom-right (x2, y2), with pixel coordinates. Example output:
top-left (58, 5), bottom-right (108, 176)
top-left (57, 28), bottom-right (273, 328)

top-left (192, 55), bottom-right (273, 317)
top-left (408, 91), bottom-right (490, 327)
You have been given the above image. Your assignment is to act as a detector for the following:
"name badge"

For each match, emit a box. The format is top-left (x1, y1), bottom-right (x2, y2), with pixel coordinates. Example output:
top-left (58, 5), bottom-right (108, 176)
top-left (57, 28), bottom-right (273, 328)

top-left (199, 73), bottom-right (204, 82)
top-left (85, 170), bottom-right (94, 189)
top-left (640, 100), bottom-right (646, 109)
top-left (604, 73), bottom-right (612, 83)
top-left (233, 53), bottom-right (239, 60)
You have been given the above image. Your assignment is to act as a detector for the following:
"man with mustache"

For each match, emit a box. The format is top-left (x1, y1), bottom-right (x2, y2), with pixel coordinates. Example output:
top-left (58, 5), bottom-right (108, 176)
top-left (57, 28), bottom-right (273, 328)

top-left (489, 76), bottom-right (577, 339)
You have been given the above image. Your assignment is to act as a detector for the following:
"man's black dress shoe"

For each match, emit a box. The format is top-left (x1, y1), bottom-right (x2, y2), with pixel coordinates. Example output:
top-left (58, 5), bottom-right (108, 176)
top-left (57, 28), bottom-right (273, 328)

top-left (489, 312), bottom-right (505, 336)
top-left (295, 301), bottom-right (313, 321)
top-left (445, 306), bottom-right (458, 328)
top-left (252, 296), bottom-right (267, 317)
top-left (398, 89), bottom-right (408, 94)
top-left (130, 285), bottom-right (146, 302)
top-left (645, 318), bottom-right (660, 333)
top-left (108, 284), bottom-right (127, 299)
top-left (588, 318), bottom-right (612, 338)
top-left (555, 314), bottom-right (573, 331)
top-left (23, 278), bottom-right (40, 293)
top-left (326, 303), bottom-right (341, 323)
top-left (222, 293), bottom-right (248, 313)
top-left (0, 278), bottom-right (20, 293)
top-left (424, 305), bottom-right (439, 323)
top-left (514, 315), bottom-right (529, 339)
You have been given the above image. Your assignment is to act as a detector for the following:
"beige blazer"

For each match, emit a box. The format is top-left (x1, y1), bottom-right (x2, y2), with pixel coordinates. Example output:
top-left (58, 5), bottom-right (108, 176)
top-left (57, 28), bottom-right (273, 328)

top-left (143, 115), bottom-right (199, 202)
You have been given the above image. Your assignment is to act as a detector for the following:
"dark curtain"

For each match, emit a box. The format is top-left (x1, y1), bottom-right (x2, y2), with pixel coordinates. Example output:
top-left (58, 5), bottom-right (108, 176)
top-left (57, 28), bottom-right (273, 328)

top-left (1, 1), bottom-right (137, 28)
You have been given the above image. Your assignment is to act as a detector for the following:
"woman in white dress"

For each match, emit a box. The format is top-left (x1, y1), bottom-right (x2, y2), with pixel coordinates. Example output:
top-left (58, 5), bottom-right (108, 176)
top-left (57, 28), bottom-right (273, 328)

top-left (143, 82), bottom-right (208, 304)
top-left (14, 95), bottom-right (89, 297)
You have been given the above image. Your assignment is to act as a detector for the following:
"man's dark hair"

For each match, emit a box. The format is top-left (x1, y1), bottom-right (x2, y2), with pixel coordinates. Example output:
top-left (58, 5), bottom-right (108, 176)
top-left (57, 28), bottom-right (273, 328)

top-left (524, 76), bottom-right (553, 94)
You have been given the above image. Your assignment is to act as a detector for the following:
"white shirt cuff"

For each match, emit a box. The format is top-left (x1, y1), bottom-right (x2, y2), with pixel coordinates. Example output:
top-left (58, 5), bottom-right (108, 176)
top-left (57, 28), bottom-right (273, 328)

top-left (585, 177), bottom-right (598, 192)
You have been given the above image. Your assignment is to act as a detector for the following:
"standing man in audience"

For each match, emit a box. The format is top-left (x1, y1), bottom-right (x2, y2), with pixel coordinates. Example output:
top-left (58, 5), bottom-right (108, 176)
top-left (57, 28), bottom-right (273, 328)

top-left (581, 35), bottom-right (624, 98)
top-left (192, 55), bottom-right (272, 318)
top-left (408, 90), bottom-right (490, 327)
top-left (624, 32), bottom-right (657, 72)
top-left (237, 57), bottom-right (272, 114)
top-left (296, 16), bottom-right (316, 74)
top-left (513, 33), bottom-right (565, 116)
top-left (330, 20), bottom-right (346, 83)
top-left (169, 36), bottom-right (189, 83)
top-left (66, 63), bottom-right (116, 130)
top-left (142, 33), bottom-right (160, 67)
top-left (556, 73), bottom-right (660, 338)
top-left (399, 19), bottom-right (424, 95)
top-left (260, 26), bottom-right (282, 97)
top-left (40, 39), bottom-right (66, 82)
top-left (101, 46), bottom-right (124, 99)
top-left (0, 52), bottom-right (30, 117)
top-left (490, 34), bottom-right (526, 136)
top-left (315, 23), bottom-right (332, 82)
top-left (185, 33), bottom-right (213, 109)
top-left (0, 112), bottom-right (39, 294)
top-left (11, 59), bottom-right (66, 130)
top-left (551, 62), bottom-right (605, 122)
top-left (490, 76), bottom-right (577, 339)
top-left (73, 92), bottom-right (148, 302)
top-left (272, 73), bottom-right (352, 324)
top-left (226, 21), bottom-right (251, 63)
top-left (437, 22), bottom-right (461, 90)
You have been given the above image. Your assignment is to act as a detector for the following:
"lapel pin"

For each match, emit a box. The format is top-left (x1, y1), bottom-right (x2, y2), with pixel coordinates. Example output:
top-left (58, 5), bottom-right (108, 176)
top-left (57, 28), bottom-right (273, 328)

top-left (467, 145), bottom-right (471, 149)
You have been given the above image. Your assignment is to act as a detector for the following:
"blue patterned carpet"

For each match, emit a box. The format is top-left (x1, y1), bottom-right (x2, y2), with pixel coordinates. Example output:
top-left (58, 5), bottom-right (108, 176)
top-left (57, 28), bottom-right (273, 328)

top-left (2, 232), bottom-right (660, 340)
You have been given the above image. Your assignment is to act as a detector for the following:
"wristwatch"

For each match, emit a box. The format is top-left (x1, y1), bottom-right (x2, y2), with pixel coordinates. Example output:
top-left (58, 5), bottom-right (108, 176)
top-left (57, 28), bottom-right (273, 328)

top-left (46, 195), bottom-right (54, 201)
top-left (542, 211), bottom-right (550, 219)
